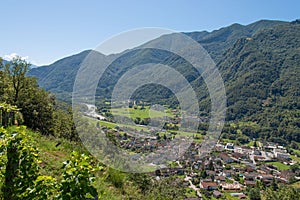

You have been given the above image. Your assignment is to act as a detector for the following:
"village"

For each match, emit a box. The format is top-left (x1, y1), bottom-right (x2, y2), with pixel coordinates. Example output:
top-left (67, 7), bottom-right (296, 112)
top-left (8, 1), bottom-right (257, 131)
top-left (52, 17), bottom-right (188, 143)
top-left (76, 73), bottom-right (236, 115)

top-left (157, 140), bottom-right (299, 199)
top-left (100, 123), bottom-right (300, 199)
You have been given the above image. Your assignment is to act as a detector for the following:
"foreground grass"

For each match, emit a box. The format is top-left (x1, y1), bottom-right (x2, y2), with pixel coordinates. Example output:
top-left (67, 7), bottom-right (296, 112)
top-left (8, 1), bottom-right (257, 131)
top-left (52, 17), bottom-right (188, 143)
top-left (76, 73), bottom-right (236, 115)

top-left (27, 130), bottom-right (124, 199)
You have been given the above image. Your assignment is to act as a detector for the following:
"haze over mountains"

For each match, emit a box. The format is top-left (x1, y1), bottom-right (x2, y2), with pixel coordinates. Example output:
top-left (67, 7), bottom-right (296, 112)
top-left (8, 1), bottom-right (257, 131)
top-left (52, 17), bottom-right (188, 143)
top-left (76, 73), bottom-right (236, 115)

top-left (29, 19), bottom-right (300, 144)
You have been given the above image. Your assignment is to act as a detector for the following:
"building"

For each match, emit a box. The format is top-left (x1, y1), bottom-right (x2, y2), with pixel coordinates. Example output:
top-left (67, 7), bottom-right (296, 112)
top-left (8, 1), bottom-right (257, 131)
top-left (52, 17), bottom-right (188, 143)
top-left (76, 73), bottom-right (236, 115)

top-left (200, 181), bottom-right (218, 190)
top-left (225, 143), bottom-right (235, 151)
top-left (213, 190), bottom-right (223, 198)
top-left (220, 183), bottom-right (242, 191)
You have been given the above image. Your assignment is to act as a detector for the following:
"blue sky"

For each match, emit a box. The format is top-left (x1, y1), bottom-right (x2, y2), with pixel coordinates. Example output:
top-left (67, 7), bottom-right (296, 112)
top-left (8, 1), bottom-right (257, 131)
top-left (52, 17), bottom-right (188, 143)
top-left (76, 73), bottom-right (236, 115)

top-left (1, 0), bottom-right (299, 65)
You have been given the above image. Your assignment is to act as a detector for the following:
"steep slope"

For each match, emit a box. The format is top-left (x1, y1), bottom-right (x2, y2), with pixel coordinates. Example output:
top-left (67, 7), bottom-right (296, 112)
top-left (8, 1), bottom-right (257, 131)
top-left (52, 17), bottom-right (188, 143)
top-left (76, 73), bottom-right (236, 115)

top-left (217, 21), bottom-right (300, 143)
top-left (28, 20), bottom-right (286, 101)
top-left (29, 50), bottom-right (93, 99)
top-left (187, 19), bottom-right (286, 61)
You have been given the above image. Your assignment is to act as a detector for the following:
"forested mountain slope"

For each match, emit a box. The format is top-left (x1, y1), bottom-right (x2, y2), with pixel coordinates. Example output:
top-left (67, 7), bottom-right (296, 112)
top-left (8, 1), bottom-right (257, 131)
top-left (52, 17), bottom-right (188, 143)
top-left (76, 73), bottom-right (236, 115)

top-left (29, 20), bottom-right (286, 100)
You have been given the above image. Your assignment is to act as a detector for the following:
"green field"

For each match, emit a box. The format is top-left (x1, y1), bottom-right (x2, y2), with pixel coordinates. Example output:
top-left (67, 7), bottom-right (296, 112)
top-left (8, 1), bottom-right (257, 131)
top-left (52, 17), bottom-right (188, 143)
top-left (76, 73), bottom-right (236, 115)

top-left (266, 161), bottom-right (290, 170)
top-left (293, 149), bottom-right (300, 155)
top-left (85, 116), bottom-right (149, 131)
top-left (291, 155), bottom-right (300, 163)
top-left (99, 120), bottom-right (148, 131)
top-left (98, 120), bottom-right (118, 129)
top-left (111, 106), bottom-right (172, 119)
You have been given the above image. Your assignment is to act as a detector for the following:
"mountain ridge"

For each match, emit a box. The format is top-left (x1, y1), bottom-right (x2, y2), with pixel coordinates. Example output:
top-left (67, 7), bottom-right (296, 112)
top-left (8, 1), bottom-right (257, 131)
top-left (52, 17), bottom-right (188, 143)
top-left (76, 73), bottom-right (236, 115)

top-left (29, 19), bottom-right (287, 99)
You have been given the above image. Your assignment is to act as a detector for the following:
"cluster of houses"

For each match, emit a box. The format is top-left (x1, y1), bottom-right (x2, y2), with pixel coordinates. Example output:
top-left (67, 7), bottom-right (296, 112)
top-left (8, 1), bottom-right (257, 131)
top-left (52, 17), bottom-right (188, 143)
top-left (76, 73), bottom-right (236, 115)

top-left (101, 125), bottom-right (177, 154)
top-left (99, 123), bottom-right (299, 199)
top-left (156, 141), bottom-right (299, 199)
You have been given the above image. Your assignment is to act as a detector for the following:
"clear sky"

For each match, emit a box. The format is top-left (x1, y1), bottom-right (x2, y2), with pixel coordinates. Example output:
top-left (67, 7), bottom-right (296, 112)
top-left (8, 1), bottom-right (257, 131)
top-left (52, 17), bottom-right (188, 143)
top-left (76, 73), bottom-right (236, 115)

top-left (1, 0), bottom-right (299, 66)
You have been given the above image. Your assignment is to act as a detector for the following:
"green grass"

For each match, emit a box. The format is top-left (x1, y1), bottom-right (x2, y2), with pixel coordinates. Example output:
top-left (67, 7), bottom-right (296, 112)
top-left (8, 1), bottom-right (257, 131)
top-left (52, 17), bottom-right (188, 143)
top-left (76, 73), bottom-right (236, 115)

top-left (246, 141), bottom-right (255, 147)
top-left (291, 181), bottom-right (300, 188)
top-left (221, 138), bottom-right (237, 144)
top-left (231, 163), bottom-right (246, 168)
top-left (185, 187), bottom-right (197, 197)
top-left (224, 192), bottom-right (240, 200)
top-left (111, 106), bottom-right (172, 120)
top-left (99, 120), bottom-right (118, 129)
top-left (98, 119), bottom-right (199, 141)
top-left (100, 120), bottom-right (149, 131)
top-left (291, 155), bottom-right (300, 163)
top-left (265, 161), bottom-right (290, 170)
top-left (27, 130), bottom-right (86, 178)
top-left (193, 138), bottom-right (203, 143)
top-left (293, 149), bottom-right (300, 155)
top-left (24, 128), bottom-right (125, 199)
top-left (86, 116), bottom-right (149, 131)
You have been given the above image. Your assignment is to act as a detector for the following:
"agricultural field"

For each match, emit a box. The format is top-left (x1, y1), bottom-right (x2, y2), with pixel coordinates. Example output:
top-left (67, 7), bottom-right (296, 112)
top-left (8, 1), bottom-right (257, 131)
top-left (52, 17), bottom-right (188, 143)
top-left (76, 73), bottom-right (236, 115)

top-left (111, 106), bottom-right (173, 120)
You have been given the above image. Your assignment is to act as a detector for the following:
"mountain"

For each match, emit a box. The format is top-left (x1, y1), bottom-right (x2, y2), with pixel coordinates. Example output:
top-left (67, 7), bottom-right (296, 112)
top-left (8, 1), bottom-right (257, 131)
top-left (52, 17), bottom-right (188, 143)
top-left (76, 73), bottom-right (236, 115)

top-left (218, 21), bottom-right (300, 144)
top-left (186, 19), bottom-right (287, 62)
top-left (1, 59), bottom-right (9, 65)
top-left (28, 19), bottom-right (286, 101)
top-left (29, 64), bottom-right (39, 69)
top-left (29, 50), bottom-right (93, 100)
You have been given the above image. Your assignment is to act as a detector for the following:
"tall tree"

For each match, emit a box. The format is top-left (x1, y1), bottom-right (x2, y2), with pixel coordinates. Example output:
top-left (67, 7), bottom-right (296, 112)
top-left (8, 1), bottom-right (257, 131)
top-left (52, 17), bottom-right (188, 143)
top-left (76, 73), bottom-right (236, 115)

top-left (1, 57), bottom-right (55, 135)
top-left (4, 57), bottom-right (31, 103)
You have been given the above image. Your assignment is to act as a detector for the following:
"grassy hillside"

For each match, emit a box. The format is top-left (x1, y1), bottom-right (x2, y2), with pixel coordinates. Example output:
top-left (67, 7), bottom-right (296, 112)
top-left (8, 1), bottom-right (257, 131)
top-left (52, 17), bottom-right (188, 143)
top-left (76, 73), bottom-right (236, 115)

top-left (20, 129), bottom-right (125, 199)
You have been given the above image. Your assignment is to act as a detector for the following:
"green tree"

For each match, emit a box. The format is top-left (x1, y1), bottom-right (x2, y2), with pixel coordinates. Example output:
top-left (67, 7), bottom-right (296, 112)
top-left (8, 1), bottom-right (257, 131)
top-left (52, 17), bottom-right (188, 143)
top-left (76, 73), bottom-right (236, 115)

top-left (18, 85), bottom-right (55, 135)
top-left (1, 57), bottom-right (55, 135)
top-left (270, 178), bottom-right (278, 191)
top-left (52, 107), bottom-right (78, 140)
top-left (263, 186), bottom-right (300, 200)
top-left (4, 57), bottom-right (31, 103)
top-left (200, 169), bottom-right (208, 178)
top-left (249, 188), bottom-right (261, 200)
top-left (207, 160), bottom-right (214, 170)
top-left (24, 175), bottom-right (58, 200)
top-left (145, 176), bottom-right (185, 200)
